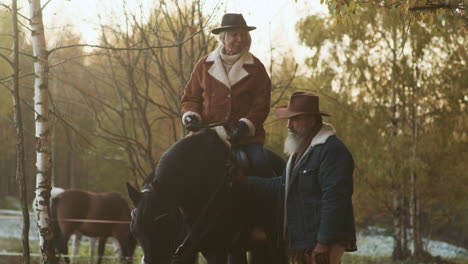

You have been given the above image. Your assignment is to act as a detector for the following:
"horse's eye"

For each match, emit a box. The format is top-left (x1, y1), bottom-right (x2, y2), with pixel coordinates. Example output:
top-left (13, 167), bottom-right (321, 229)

top-left (153, 212), bottom-right (169, 222)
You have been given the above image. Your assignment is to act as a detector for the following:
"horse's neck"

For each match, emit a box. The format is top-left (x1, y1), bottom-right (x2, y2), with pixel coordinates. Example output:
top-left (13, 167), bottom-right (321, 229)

top-left (157, 131), bottom-right (229, 216)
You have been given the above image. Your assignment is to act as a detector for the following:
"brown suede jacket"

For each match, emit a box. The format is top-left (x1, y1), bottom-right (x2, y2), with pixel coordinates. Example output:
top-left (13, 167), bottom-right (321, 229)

top-left (181, 47), bottom-right (271, 145)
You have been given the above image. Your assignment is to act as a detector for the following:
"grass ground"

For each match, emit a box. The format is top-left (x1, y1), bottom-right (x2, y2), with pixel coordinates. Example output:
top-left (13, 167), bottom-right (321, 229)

top-left (0, 237), bottom-right (466, 264)
top-left (0, 237), bottom-right (143, 264)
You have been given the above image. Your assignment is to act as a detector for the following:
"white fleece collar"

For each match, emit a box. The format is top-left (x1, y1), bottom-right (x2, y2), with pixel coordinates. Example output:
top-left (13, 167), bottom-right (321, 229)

top-left (206, 45), bottom-right (253, 89)
top-left (309, 122), bottom-right (336, 148)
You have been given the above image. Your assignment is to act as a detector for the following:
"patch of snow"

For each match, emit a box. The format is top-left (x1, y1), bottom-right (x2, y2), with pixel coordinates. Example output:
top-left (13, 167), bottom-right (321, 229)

top-left (424, 239), bottom-right (468, 258)
top-left (354, 233), bottom-right (468, 258)
top-left (355, 234), bottom-right (394, 257)
top-left (0, 216), bottom-right (39, 240)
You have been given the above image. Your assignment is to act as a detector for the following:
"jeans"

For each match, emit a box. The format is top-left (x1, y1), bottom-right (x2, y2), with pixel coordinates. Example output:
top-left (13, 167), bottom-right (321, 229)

top-left (244, 143), bottom-right (272, 178)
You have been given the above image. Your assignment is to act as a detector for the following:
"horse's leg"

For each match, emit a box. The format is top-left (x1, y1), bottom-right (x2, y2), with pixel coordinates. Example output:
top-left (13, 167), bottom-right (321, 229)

top-left (248, 244), bottom-right (269, 264)
top-left (97, 237), bottom-right (107, 264)
top-left (58, 232), bottom-right (72, 264)
top-left (202, 249), bottom-right (228, 264)
top-left (89, 238), bottom-right (96, 264)
top-left (71, 233), bottom-right (82, 264)
top-left (228, 250), bottom-right (247, 264)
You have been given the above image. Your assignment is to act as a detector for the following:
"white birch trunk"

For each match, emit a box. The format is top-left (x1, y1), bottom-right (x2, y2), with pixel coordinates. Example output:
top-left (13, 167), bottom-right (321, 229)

top-left (29, 0), bottom-right (56, 262)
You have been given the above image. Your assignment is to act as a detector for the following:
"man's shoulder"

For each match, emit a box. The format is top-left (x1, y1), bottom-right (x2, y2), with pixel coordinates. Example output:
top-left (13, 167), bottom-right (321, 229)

top-left (323, 135), bottom-right (352, 155)
top-left (325, 135), bottom-right (342, 145)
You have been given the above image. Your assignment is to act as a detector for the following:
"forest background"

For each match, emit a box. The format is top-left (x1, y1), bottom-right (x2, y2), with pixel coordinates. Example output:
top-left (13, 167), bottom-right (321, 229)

top-left (0, 0), bottom-right (466, 262)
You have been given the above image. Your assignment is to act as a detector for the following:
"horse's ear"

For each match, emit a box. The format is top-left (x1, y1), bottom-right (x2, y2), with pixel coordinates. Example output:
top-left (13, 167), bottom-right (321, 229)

top-left (126, 183), bottom-right (141, 206)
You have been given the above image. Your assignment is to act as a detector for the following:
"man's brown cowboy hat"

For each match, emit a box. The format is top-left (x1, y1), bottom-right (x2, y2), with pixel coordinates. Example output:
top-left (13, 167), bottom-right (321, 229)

top-left (274, 92), bottom-right (331, 119)
top-left (212, 13), bottom-right (256, 35)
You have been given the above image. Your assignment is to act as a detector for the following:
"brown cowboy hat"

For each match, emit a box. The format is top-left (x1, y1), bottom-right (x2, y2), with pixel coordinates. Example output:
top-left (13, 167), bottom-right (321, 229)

top-left (211, 13), bottom-right (256, 35)
top-left (274, 92), bottom-right (331, 119)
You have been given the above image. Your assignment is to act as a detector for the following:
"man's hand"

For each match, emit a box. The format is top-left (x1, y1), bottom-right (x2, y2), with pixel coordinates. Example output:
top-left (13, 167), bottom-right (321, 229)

top-left (230, 121), bottom-right (249, 145)
top-left (183, 114), bottom-right (200, 132)
top-left (312, 243), bottom-right (329, 264)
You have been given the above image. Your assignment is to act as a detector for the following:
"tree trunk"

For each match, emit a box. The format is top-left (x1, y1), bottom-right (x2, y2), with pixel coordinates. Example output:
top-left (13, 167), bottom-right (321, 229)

top-left (29, 0), bottom-right (57, 262)
top-left (389, 23), bottom-right (407, 260)
top-left (410, 80), bottom-right (423, 256)
top-left (12, 0), bottom-right (31, 263)
top-left (402, 194), bottom-right (409, 258)
top-left (392, 187), bottom-right (403, 260)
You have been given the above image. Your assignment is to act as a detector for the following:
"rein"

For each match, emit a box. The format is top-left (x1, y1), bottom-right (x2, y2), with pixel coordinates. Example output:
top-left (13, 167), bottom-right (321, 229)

top-left (196, 122), bottom-right (228, 129)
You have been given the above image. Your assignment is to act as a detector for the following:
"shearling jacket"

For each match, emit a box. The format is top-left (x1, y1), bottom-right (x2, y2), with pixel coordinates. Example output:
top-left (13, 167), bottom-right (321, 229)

top-left (181, 46), bottom-right (271, 145)
top-left (284, 123), bottom-right (357, 250)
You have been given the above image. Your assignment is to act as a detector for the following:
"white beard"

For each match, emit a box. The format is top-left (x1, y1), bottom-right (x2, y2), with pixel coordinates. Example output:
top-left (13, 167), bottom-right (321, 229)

top-left (283, 131), bottom-right (307, 155)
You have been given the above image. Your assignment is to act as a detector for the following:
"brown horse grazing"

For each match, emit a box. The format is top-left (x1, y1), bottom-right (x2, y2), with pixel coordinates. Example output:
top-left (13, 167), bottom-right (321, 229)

top-left (51, 189), bottom-right (137, 264)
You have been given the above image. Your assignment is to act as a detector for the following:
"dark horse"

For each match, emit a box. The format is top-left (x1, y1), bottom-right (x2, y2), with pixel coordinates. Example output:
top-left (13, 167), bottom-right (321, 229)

top-left (51, 189), bottom-right (137, 264)
top-left (127, 128), bottom-right (287, 264)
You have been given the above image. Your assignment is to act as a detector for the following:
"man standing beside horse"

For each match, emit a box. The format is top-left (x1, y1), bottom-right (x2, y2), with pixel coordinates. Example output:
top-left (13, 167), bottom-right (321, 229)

top-left (249, 92), bottom-right (357, 264)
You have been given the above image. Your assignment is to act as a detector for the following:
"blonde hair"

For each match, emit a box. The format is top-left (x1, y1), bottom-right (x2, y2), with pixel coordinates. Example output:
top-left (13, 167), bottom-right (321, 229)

top-left (217, 30), bottom-right (252, 52)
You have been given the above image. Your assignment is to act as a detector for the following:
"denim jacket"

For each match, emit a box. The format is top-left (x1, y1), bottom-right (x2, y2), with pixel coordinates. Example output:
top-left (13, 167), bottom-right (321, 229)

top-left (284, 123), bottom-right (356, 250)
top-left (243, 124), bottom-right (357, 251)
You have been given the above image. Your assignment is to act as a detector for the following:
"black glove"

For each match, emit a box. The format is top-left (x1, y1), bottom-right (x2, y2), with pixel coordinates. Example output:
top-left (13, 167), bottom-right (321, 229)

top-left (230, 121), bottom-right (249, 145)
top-left (183, 114), bottom-right (200, 132)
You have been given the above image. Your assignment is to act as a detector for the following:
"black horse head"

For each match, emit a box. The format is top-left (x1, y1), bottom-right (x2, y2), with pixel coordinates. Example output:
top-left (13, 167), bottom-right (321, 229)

top-left (127, 129), bottom-right (229, 264)
top-left (127, 182), bottom-right (187, 264)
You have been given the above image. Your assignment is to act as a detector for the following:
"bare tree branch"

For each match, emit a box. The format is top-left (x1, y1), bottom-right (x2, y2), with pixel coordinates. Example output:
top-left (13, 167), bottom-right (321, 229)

top-left (47, 26), bottom-right (207, 55)
top-left (0, 3), bottom-right (30, 22)
top-left (41, 0), bottom-right (53, 11)
top-left (0, 46), bottom-right (35, 58)
top-left (0, 81), bottom-right (96, 149)
top-left (0, 52), bottom-right (14, 66)
top-left (271, 63), bottom-right (299, 107)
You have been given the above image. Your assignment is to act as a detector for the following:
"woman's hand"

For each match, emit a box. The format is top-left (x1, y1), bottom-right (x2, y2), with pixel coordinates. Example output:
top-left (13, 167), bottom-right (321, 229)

top-left (183, 115), bottom-right (200, 132)
top-left (230, 121), bottom-right (249, 145)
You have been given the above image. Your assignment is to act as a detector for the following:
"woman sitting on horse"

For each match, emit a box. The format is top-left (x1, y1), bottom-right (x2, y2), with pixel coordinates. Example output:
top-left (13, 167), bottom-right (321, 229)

top-left (181, 13), bottom-right (272, 178)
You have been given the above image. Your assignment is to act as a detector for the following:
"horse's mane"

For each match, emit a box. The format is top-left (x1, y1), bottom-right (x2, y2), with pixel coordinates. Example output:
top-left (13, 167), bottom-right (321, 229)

top-left (151, 129), bottom-right (228, 187)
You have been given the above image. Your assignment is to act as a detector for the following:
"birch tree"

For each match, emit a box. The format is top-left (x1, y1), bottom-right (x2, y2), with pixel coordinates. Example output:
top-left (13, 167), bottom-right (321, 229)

top-left (11, 0), bottom-right (31, 263)
top-left (29, 0), bottom-right (56, 262)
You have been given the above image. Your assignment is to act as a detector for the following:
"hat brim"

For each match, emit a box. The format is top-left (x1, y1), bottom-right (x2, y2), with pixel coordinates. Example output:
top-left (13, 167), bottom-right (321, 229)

top-left (212, 26), bottom-right (256, 35)
top-left (274, 106), bottom-right (331, 119)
